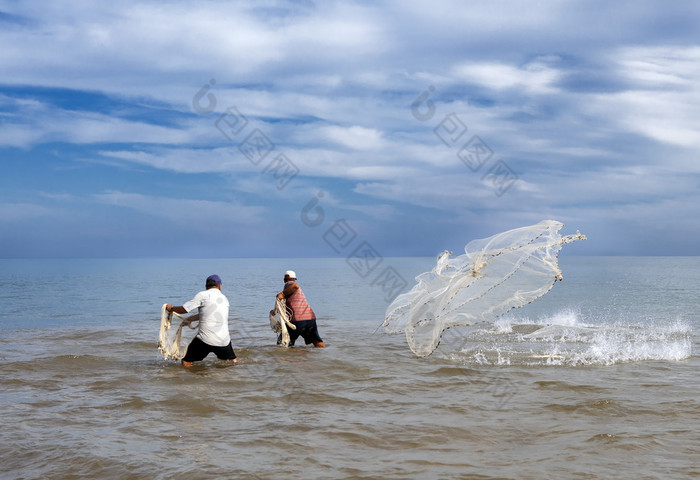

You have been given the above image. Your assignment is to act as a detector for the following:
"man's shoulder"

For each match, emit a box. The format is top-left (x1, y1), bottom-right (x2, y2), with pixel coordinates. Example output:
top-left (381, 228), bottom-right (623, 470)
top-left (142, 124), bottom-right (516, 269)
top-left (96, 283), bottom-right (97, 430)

top-left (192, 289), bottom-right (218, 300)
top-left (207, 288), bottom-right (229, 301)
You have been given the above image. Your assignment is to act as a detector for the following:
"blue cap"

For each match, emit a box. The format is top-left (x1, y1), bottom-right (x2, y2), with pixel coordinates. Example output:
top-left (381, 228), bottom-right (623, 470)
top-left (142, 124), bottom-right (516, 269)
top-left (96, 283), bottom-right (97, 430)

top-left (206, 274), bottom-right (222, 287)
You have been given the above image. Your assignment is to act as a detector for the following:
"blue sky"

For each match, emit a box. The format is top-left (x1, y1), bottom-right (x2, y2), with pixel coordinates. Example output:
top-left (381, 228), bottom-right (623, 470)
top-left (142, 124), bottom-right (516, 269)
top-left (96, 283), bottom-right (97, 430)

top-left (1, 0), bottom-right (699, 258)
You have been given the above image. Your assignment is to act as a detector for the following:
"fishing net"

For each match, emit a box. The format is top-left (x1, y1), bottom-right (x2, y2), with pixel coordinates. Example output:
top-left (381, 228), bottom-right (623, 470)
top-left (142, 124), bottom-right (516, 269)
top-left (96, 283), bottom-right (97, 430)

top-left (381, 220), bottom-right (586, 357)
top-left (269, 297), bottom-right (296, 347)
top-left (158, 304), bottom-right (199, 361)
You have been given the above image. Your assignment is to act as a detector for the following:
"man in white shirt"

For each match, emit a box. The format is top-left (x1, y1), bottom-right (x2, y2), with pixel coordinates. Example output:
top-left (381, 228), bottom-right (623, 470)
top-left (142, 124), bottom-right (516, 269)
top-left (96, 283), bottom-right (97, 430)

top-left (165, 274), bottom-right (237, 367)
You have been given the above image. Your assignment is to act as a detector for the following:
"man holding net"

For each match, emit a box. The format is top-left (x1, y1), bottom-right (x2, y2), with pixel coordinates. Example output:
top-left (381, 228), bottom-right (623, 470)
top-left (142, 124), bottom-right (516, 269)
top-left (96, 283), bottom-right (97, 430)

top-left (165, 274), bottom-right (237, 366)
top-left (274, 270), bottom-right (325, 348)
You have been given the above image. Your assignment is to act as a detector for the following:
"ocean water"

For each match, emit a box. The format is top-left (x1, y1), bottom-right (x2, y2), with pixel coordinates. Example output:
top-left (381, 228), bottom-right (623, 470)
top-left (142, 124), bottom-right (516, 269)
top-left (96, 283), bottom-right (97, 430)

top-left (0, 256), bottom-right (697, 480)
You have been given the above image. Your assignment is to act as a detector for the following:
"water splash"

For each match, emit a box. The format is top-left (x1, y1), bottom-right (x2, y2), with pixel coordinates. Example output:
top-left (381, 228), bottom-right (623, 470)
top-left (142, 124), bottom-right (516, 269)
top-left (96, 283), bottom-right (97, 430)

top-left (444, 310), bottom-right (692, 366)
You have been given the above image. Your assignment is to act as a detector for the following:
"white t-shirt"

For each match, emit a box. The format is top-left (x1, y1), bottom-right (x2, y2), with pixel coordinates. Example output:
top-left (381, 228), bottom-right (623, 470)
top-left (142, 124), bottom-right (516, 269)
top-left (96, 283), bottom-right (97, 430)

top-left (182, 288), bottom-right (231, 347)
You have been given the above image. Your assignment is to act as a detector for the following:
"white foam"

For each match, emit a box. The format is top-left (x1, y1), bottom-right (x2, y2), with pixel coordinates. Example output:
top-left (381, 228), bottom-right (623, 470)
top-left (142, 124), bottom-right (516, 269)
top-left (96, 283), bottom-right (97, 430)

top-left (536, 307), bottom-right (581, 327)
top-left (573, 318), bottom-right (693, 365)
top-left (493, 317), bottom-right (513, 333)
top-left (450, 309), bottom-right (693, 366)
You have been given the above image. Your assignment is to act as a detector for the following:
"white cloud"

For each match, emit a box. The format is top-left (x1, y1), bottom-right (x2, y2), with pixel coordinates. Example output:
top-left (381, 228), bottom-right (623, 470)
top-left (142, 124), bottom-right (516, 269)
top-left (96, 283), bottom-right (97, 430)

top-left (318, 125), bottom-right (386, 151)
top-left (452, 59), bottom-right (561, 94)
top-left (619, 46), bottom-right (700, 88)
top-left (0, 1), bottom-right (390, 102)
top-left (2, 1), bottom-right (700, 256)
top-left (0, 99), bottom-right (202, 148)
top-left (586, 46), bottom-right (700, 150)
top-left (607, 89), bottom-right (700, 149)
top-left (98, 148), bottom-right (246, 174)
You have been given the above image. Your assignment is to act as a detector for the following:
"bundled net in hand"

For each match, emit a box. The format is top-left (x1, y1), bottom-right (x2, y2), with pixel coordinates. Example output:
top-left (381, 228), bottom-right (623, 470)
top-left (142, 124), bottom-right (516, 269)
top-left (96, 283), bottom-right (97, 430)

top-left (158, 304), bottom-right (199, 361)
top-left (381, 220), bottom-right (586, 357)
top-left (269, 297), bottom-right (296, 347)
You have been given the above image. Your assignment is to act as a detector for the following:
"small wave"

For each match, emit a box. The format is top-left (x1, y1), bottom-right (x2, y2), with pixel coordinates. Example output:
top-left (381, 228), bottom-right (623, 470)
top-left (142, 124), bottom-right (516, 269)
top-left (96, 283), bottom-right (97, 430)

top-left (572, 321), bottom-right (692, 365)
top-left (441, 309), bottom-right (693, 366)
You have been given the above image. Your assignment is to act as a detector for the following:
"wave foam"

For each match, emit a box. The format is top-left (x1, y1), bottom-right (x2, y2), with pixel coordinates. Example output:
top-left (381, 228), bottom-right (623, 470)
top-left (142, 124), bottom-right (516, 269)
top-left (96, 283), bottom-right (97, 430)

top-left (447, 310), bottom-right (693, 366)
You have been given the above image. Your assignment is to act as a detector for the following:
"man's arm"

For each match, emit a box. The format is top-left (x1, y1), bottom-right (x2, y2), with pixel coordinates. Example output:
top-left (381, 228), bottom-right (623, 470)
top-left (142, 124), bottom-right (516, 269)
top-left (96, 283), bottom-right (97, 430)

top-left (165, 304), bottom-right (187, 314)
top-left (277, 283), bottom-right (299, 300)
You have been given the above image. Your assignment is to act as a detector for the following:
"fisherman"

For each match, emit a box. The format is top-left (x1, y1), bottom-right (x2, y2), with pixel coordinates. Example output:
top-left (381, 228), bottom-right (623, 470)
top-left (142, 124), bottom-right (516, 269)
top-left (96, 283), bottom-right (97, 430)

top-left (273, 270), bottom-right (325, 348)
top-left (166, 274), bottom-right (237, 366)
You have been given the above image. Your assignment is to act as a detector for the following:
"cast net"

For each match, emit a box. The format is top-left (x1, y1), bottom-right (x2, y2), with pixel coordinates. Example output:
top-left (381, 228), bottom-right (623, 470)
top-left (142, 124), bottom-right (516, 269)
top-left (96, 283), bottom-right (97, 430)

top-left (158, 304), bottom-right (199, 361)
top-left (380, 220), bottom-right (586, 357)
top-left (269, 297), bottom-right (296, 347)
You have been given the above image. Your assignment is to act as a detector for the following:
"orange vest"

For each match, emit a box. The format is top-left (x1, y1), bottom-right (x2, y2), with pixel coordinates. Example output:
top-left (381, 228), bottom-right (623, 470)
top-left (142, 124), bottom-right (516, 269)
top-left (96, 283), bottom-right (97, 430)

top-left (285, 281), bottom-right (316, 322)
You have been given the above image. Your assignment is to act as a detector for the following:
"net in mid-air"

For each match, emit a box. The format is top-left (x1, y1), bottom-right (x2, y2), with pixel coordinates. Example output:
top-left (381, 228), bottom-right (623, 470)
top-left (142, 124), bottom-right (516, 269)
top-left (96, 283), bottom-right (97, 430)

top-left (381, 220), bottom-right (586, 357)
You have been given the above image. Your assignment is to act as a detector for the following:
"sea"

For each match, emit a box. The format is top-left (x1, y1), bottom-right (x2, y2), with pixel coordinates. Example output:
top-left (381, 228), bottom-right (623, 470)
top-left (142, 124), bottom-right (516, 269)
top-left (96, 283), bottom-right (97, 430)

top-left (0, 256), bottom-right (697, 480)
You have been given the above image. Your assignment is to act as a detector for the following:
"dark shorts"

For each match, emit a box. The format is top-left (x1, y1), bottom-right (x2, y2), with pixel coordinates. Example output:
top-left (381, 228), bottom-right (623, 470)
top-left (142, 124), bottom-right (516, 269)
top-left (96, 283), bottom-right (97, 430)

top-left (288, 319), bottom-right (323, 346)
top-left (182, 336), bottom-right (237, 362)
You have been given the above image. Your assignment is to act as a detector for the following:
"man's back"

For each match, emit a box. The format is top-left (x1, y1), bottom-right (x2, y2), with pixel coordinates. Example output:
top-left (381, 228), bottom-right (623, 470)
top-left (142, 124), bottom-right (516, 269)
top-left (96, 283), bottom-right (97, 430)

top-left (184, 288), bottom-right (230, 346)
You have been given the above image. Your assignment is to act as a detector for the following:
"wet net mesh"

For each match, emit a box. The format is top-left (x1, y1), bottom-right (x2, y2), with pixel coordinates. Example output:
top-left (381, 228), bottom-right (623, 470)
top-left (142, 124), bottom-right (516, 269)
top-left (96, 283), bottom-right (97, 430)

top-left (269, 297), bottom-right (297, 347)
top-left (158, 304), bottom-right (199, 361)
top-left (381, 220), bottom-right (586, 357)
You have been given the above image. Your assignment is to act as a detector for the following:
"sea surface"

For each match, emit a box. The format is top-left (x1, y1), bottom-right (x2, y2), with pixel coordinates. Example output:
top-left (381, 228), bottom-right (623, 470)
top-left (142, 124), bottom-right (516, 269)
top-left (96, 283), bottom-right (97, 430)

top-left (0, 256), bottom-right (697, 480)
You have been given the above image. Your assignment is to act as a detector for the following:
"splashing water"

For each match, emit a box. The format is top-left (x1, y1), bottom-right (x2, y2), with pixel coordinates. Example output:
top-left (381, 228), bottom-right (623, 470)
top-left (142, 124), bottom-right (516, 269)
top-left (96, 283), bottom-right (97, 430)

top-left (447, 311), bottom-right (693, 366)
top-left (381, 220), bottom-right (586, 357)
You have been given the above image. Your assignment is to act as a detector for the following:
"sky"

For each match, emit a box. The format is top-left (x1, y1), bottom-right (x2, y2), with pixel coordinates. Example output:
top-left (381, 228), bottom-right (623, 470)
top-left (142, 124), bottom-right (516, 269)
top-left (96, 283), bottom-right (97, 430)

top-left (1, 0), bottom-right (699, 259)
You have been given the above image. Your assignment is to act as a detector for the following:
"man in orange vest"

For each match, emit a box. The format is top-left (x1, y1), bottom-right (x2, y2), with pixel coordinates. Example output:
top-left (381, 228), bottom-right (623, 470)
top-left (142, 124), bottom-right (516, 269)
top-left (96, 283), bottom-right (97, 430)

top-left (275, 270), bottom-right (325, 348)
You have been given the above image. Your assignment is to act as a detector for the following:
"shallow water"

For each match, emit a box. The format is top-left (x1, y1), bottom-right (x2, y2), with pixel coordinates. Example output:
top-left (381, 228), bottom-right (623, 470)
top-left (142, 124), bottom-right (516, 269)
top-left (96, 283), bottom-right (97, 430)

top-left (0, 256), bottom-right (698, 479)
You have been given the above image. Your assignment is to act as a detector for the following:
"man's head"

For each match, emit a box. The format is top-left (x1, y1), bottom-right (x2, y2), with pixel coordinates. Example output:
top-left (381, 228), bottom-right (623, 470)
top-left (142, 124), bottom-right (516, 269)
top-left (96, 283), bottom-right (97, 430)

top-left (206, 274), bottom-right (222, 289)
top-left (284, 270), bottom-right (297, 282)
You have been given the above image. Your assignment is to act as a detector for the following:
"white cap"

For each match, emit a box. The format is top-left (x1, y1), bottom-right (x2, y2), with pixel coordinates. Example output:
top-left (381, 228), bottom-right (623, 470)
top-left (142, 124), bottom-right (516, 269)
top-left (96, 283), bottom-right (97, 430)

top-left (284, 270), bottom-right (296, 279)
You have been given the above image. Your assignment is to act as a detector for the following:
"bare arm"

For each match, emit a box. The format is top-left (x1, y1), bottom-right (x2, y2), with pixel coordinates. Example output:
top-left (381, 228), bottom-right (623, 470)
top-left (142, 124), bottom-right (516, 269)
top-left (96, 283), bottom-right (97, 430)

top-left (165, 304), bottom-right (187, 315)
top-left (277, 283), bottom-right (299, 300)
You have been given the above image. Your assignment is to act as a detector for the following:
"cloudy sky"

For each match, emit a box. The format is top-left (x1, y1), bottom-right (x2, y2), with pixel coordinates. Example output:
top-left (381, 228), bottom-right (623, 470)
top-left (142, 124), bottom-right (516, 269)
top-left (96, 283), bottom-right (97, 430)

top-left (1, 0), bottom-right (699, 258)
